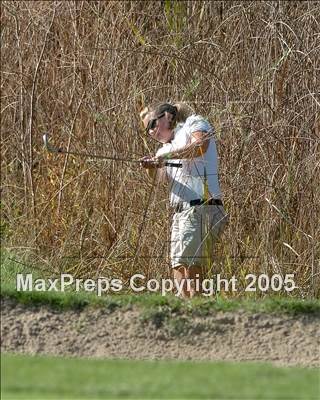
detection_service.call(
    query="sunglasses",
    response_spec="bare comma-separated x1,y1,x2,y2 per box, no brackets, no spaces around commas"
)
145,113,165,135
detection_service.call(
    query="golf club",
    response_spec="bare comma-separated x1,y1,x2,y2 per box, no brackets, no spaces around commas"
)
43,133,182,168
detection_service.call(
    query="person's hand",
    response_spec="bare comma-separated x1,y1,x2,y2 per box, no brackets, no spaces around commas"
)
139,156,163,169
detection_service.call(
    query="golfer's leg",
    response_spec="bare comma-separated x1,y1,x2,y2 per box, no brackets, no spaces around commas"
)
173,265,190,298
171,208,203,298
173,265,204,298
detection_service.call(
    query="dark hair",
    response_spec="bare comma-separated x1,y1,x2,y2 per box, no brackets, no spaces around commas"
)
139,102,194,128
153,102,194,128
154,103,177,119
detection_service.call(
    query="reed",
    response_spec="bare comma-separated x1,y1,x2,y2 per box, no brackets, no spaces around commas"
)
1,1,319,297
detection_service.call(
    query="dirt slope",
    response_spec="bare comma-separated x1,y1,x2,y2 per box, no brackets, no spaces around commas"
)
1,297,319,367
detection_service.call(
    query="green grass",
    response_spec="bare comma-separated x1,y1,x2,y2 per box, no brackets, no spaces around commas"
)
1,354,319,400
1,251,320,316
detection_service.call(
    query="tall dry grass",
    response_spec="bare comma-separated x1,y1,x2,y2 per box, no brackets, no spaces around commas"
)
1,1,319,297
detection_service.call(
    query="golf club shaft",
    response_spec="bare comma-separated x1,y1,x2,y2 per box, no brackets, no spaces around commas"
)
53,148,139,163
43,134,181,167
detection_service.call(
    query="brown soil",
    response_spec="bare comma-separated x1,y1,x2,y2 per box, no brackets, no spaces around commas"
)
1,297,319,367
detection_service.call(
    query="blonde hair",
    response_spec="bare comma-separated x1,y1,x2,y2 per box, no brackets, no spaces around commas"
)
139,106,150,121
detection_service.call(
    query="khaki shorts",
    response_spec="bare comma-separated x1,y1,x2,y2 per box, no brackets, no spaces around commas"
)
170,205,227,268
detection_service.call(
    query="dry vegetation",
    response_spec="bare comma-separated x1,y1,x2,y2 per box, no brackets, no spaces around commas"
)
1,1,319,297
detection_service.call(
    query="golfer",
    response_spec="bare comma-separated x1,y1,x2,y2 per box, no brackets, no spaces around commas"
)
140,102,227,298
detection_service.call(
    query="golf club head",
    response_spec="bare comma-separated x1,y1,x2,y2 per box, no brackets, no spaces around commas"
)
43,133,60,153
43,133,49,149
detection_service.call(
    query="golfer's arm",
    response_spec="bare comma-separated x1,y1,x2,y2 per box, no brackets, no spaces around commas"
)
166,131,210,160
